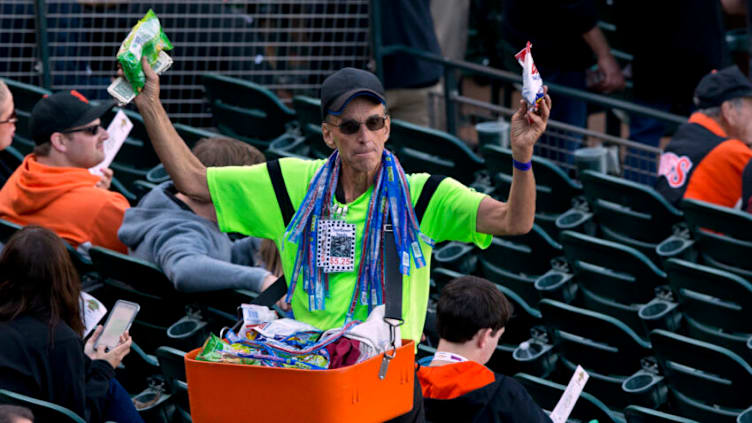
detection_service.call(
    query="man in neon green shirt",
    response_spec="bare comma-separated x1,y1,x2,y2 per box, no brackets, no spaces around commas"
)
131,59,551,344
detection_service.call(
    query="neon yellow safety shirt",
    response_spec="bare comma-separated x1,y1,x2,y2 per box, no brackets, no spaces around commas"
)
207,158,492,342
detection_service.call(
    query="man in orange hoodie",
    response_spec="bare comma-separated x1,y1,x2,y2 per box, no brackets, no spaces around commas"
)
417,275,551,423
0,91,129,253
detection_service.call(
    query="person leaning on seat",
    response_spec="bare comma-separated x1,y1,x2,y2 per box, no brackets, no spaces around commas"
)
127,57,550,422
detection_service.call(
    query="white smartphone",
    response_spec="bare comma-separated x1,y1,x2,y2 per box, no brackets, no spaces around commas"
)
94,300,140,351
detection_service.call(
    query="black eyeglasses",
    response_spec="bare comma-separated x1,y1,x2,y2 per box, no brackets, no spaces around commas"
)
61,124,101,136
0,110,16,125
326,115,388,135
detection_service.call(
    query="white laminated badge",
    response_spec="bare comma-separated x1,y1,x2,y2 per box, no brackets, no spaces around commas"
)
549,365,590,423
323,220,356,273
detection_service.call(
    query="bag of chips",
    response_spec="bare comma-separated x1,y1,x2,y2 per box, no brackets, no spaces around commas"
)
117,9,173,93
514,41,545,112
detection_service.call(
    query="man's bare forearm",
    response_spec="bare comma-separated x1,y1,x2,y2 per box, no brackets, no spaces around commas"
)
136,98,210,202
504,166,536,234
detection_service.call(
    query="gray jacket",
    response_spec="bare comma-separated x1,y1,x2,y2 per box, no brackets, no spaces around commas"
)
118,182,270,293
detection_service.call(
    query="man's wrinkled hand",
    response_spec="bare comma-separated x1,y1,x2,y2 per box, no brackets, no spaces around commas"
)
509,86,551,163
95,168,113,190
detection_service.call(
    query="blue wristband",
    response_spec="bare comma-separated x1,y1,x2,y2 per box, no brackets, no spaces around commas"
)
512,159,532,171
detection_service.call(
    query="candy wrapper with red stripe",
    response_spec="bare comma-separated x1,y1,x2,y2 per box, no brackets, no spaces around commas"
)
515,41,545,112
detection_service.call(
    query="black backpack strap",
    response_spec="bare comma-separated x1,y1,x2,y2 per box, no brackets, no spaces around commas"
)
267,159,295,227
414,175,446,224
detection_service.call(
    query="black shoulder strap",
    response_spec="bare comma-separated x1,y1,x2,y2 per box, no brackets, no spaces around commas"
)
267,159,295,227
414,175,446,223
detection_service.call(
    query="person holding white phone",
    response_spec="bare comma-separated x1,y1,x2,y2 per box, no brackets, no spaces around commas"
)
0,226,143,423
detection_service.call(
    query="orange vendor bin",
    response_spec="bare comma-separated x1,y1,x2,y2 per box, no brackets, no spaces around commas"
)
184,340,415,423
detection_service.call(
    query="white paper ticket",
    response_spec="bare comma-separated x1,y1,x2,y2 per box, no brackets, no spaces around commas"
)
550,365,590,423
107,50,173,106
90,109,133,176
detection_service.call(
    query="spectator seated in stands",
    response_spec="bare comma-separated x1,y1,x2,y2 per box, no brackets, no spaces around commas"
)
0,226,142,423
656,66,752,211
0,80,16,186
0,91,128,252
417,275,552,423
118,137,279,293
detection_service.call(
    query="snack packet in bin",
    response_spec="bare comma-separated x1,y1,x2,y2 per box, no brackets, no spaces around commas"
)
515,41,545,112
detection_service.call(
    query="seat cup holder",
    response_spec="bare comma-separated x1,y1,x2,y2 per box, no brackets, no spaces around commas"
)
512,340,557,378
621,370,667,408
555,208,595,235
167,315,209,350
655,235,696,264
433,242,477,274
747,335,752,352
535,270,577,303
638,299,681,333
738,406,752,423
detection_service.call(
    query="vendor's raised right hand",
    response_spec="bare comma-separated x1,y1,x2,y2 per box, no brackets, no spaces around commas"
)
132,56,160,108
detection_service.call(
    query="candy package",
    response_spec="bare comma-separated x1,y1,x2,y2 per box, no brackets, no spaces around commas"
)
514,41,545,112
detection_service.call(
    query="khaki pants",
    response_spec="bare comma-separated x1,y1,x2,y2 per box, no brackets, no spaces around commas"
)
385,83,440,128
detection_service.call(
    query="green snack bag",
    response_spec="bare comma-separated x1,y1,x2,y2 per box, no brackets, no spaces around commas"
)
117,9,173,93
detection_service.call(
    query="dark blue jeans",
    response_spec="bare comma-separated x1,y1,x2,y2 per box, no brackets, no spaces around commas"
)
104,378,144,423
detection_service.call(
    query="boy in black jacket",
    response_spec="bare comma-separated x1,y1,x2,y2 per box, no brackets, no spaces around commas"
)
417,275,552,423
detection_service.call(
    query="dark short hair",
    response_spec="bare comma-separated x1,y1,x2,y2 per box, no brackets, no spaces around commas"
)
437,275,514,343
191,137,265,167
0,404,34,422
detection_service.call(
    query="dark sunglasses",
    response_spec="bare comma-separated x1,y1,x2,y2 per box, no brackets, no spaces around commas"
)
327,115,388,135
61,124,101,136
0,110,17,125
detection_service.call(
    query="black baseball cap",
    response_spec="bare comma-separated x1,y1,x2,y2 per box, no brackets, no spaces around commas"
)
694,66,752,109
320,67,386,120
30,90,113,145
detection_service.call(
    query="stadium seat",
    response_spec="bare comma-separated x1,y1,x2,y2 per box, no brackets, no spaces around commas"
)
0,145,24,174
265,133,310,160
88,246,186,352
389,119,484,185
481,145,582,235
202,73,296,145
559,230,668,335
102,108,161,170
0,218,22,243
292,95,329,159
12,109,35,151
664,258,752,363
624,405,700,423
681,198,752,279
513,373,623,423
0,389,87,423
479,224,563,308
1,77,51,112
578,170,683,263
649,329,752,422
155,346,191,422
173,123,219,149
539,299,653,409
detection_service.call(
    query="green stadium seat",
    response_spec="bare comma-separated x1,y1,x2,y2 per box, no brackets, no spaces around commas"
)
389,119,484,185
579,170,683,263
0,389,87,423
482,145,582,235
155,346,191,422
560,230,668,335
0,145,24,174
539,299,653,409
292,95,329,159
681,198,752,279
513,373,624,423
265,133,310,160
624,405,700,423
479,224,563,308
12,109,34,149
173,123,219,149
202,73,295,145
650,329,752,422
0,218,22,244
1,77,51,112
664,258,752,363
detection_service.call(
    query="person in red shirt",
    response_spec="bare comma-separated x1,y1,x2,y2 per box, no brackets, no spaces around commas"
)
0,91,129,252
656,66,752,212
417,276,551,423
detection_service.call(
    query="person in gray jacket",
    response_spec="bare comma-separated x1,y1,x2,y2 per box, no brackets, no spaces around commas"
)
118,137,278,293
